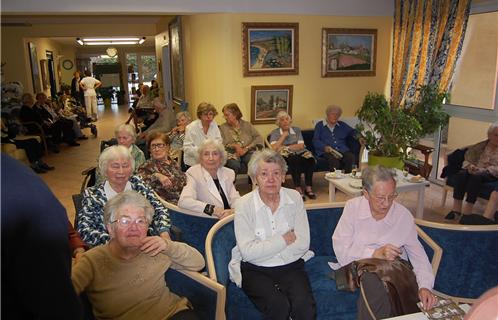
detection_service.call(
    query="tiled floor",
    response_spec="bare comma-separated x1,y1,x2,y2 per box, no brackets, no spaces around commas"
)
38,103,480,224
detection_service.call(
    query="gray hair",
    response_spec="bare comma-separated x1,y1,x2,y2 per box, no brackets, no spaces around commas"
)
98,145,135,180
361,165,397,192
176,111,192,123
275,110,291,126
325,105,343,116
103,190,154,225
247,148,288,180
488,121,498,135
196,139,227,166
114,124,137,142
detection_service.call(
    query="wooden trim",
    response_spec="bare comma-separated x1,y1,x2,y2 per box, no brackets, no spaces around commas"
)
415,225,442,276
205,215,235,282
305,202,346,210
176,269,226,320
415,218,498,231
158,196,218,219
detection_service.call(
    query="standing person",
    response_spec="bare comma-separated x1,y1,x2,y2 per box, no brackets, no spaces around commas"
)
332,166,437,319
1,154,83,320
183,102,222,168
312,105,357,173
79,70,102,121
229,149,316,320
70,70,84,107
270,111,316,200
220,103,264,175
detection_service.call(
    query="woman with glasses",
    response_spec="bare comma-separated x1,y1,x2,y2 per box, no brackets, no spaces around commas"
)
229,149,316,319
72,190,204,320
333,165,437,318
77,145,170,247
220,103,264,175
183,102,222,168
138,132,186,204
178,139,240,219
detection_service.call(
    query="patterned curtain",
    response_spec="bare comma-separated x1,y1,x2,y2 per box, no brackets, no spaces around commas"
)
391,0,471,107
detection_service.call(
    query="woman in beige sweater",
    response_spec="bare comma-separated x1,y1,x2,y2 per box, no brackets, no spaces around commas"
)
72,190,205,320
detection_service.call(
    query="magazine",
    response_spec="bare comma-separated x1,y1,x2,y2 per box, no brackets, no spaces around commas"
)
417,297,466,320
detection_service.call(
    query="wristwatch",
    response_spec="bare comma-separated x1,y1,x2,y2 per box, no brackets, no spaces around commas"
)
204,204,214,216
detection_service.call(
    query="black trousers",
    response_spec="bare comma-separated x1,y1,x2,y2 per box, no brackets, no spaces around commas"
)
323,151,355,173
357,273,391,320
169,308,199,320
241,259,316,320
285,154,315,187
452,170,497,203
13,139,43,163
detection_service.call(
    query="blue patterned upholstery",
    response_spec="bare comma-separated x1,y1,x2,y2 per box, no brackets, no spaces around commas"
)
209,206,359,319
416,221,498,299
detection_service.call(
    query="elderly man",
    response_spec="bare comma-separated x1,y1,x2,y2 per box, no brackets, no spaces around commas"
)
312,105,356,173
332,166,437,319
72,190,205,320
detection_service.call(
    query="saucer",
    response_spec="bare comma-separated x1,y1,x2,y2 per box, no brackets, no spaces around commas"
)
326,172,345,179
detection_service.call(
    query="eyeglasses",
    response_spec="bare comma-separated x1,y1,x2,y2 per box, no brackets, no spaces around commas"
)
110,216,149,228
150,143,167,150
369,192,398,203
202,111,215,117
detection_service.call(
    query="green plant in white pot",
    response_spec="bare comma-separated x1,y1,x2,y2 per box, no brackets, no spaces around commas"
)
356,84,449,169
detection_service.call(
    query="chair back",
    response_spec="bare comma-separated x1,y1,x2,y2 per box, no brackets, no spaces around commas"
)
416,219,498,301
306,204,345,256
205,215,236,286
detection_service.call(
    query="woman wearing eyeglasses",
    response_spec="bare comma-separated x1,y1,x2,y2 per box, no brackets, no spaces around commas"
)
77,145,170,248
182,102,223,168
72,191,204,320
138,132,186,205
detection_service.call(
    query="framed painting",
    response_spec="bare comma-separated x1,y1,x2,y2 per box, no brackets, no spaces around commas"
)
28,42,42,93
242,22,299,77
321,28,377,77
169,16,185,105
251,85,293,124
40,59,50,90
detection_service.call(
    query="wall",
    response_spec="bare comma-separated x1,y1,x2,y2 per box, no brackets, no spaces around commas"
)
182,13,393,137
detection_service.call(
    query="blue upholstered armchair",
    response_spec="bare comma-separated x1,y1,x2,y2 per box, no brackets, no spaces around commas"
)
416,219,498,303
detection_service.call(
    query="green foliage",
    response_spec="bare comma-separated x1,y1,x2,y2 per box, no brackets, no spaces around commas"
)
98,87,115,99
60,82,71,92
356,84,449,159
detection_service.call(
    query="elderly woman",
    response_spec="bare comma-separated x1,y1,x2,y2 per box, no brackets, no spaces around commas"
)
220,103,264,174
229,149,316,319
77,145,170,247
183,102,222,168
95,123,146,184
178,139,240,219
270,111,316,200
138,132,186,204
446,121,498,222
168,111,192,162
73,190,204,320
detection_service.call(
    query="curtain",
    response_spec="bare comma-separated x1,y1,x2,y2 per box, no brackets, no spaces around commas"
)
391,0,471,107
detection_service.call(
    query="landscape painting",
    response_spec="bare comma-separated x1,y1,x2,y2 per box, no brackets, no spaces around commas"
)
251,85,293,124
321,28,377,77
243,23,299,77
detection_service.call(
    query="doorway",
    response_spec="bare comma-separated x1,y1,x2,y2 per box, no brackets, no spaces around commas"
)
45,51,57,97
161,45,173,108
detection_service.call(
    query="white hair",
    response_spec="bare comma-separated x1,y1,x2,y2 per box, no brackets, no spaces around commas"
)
98,145,135,180
196,139,227,167
103,190,154,225
361,165,397,192
488,121,498,135
325,105,343,116
275,111,291,126
247,148,287,180
115,124,137,142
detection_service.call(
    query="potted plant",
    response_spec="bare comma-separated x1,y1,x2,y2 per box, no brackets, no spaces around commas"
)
60,82,71,95
98,87,115,108
356,84,449,169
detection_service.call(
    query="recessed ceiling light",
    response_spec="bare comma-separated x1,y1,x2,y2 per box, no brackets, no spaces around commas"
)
83,37,140,42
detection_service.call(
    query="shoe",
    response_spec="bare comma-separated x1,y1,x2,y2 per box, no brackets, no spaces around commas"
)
444,210,461,220
78,135,89,140
38,161,55,170
31,164,47,174
68,141,80,146
305,190,317,200
90,125,98,137
459,214,496,225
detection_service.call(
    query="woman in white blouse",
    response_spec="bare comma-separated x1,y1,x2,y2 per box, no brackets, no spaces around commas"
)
182,102,222,167
229,149,316,319
178,139,240,219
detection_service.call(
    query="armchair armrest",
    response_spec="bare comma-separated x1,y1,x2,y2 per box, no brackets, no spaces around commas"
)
19,121,48,154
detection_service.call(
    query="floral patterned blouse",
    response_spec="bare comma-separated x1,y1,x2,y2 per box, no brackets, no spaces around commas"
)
138,157,187,204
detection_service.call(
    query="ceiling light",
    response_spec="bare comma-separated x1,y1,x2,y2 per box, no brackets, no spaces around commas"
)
85,41,138,45
76,38,84,45
138,37,146,44
83,37,140,42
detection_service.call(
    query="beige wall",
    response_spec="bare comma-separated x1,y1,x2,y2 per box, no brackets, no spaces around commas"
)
447,118,491,150
182,13,393,137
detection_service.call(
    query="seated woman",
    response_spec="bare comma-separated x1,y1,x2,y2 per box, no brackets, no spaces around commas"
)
269,111,316,200
138,132,187,205
77,145,170,247
220,103,264,174
72,190,204,320
95,124,146,184
446,121,498,222
183,102,222,168
168,111,192,163
178,139,240,219
135,85,156,128
229,149,316,319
